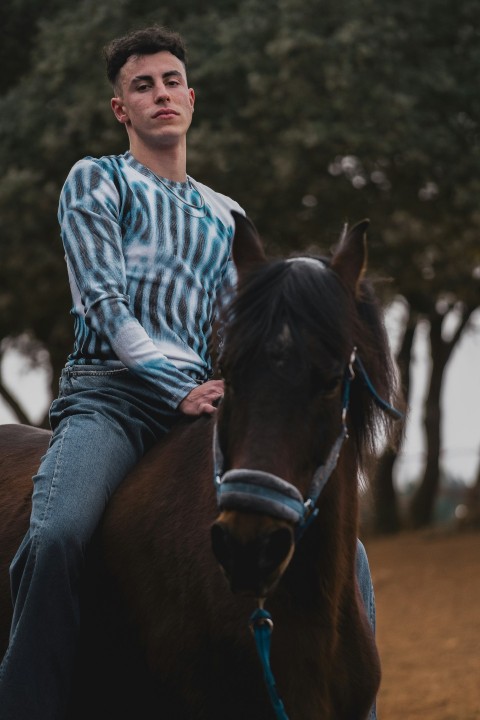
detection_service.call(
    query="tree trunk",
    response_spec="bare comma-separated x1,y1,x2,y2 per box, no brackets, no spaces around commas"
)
461,452,480,528
0,377,32,424
372,446,401,533
409,317,445,528
0,338,56,429
409,305,476,529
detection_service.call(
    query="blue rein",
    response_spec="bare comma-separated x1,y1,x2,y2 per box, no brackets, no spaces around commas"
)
212,347,402,720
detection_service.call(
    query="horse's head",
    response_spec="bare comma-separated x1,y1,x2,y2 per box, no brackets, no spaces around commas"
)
211,213,401,598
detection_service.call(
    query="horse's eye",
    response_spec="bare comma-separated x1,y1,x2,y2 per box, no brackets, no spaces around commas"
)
320,375,343,396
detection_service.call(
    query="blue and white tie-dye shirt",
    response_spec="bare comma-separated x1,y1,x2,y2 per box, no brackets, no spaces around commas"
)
58,151,244,409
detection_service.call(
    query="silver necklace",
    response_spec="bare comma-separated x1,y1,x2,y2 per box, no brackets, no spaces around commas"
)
154,173,206,214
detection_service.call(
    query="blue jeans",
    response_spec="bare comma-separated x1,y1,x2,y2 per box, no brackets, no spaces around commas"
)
357,539,378,720
0,365,179,720
0,365,378,720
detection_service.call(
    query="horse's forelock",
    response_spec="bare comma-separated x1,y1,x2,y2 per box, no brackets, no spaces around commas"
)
221,259,351,370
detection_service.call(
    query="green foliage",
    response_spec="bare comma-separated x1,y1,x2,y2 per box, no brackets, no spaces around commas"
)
0,0,479,390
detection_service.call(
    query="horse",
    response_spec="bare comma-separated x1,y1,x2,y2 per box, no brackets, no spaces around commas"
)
0,214,402,719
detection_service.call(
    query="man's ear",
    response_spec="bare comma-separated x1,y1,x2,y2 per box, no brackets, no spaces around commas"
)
111,97,129,124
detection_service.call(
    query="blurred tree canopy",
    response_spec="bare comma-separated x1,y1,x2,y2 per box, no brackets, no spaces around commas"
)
1,0,479,528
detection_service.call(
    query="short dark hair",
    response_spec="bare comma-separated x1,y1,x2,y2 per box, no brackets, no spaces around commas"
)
103,25,188,89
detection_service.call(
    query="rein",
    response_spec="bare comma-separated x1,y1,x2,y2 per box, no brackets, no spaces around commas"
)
212,347,402,720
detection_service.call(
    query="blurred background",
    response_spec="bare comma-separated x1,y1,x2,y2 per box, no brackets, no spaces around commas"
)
1,0,479,533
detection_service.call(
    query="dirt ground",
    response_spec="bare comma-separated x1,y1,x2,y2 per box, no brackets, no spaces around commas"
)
364,529,480,720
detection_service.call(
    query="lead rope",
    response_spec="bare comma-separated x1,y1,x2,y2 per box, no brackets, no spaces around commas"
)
250,605,290,720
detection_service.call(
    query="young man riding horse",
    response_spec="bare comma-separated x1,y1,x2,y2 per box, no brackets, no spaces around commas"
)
0,25,377,720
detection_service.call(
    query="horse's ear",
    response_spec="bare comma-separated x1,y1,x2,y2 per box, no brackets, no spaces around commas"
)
231,211,267,278
330,219,369,295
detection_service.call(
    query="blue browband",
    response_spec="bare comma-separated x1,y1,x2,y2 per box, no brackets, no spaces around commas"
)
213,347,402,536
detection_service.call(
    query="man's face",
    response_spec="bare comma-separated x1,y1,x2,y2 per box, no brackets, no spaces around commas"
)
111,51,195,149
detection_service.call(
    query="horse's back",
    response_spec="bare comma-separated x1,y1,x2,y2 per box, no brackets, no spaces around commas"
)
0,422,50,507
0,422,50,467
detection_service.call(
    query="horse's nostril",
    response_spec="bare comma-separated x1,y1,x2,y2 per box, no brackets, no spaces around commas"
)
211,520,294,596
210,522,232,573
260,527,293,576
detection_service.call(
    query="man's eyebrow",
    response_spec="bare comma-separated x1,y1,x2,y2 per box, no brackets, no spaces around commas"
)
130,70,184,84
162,70,184,80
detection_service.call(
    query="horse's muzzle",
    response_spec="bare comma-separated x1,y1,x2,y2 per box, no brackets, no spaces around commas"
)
210,515,294,597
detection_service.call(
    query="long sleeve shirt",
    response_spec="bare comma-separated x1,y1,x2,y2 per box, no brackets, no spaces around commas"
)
58,151,244,409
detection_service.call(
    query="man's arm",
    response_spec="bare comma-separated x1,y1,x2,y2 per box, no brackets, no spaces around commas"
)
59,158,200,409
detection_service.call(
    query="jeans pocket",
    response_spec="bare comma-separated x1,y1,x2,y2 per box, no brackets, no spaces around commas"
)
59,366,129,396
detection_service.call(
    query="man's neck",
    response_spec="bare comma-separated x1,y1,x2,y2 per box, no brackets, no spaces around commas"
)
129,140,188,182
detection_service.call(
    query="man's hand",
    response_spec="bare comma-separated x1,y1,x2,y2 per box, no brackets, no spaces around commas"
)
178,380,224,416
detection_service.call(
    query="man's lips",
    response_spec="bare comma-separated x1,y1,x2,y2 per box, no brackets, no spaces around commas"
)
152,109,179,119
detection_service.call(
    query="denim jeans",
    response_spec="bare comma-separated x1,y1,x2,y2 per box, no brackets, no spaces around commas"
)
357,539,378,720
0,365,179,720
0,365,378,720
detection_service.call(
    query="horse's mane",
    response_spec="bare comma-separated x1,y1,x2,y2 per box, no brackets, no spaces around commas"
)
219,256,402,465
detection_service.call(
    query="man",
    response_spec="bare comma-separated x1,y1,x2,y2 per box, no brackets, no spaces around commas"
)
0,25,376,719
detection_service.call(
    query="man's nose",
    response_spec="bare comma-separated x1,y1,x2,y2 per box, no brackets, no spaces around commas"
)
154,84,170,102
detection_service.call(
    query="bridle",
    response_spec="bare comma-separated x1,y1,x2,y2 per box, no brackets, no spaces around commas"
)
213,253,403,533
213,346,402,541
211,346,402,720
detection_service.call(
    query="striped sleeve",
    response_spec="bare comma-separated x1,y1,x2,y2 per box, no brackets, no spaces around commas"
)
58,158,198,407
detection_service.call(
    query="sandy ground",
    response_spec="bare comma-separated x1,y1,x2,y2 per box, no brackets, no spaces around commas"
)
364,529,480,720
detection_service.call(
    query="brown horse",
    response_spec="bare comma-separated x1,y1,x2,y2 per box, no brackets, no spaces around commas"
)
0,216,401,719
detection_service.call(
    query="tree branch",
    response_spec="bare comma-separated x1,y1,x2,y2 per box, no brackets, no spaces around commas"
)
0,376,31,425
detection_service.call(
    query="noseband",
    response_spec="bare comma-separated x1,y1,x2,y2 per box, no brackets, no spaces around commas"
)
213,347,402,538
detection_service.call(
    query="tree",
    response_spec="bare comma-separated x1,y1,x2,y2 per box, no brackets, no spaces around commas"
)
185,0,480,530
1,0,479,529
409,303,478,527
